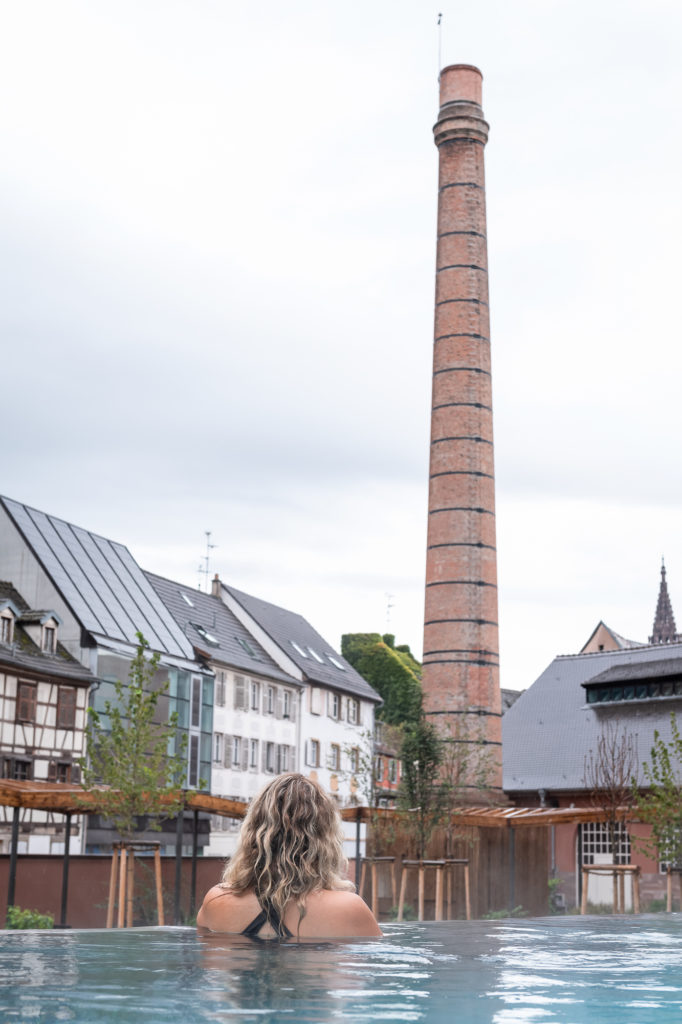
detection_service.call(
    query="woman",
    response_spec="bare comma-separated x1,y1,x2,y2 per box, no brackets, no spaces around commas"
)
197,773,382,939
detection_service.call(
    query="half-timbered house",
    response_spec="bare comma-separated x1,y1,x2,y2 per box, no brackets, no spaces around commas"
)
0,582,93,854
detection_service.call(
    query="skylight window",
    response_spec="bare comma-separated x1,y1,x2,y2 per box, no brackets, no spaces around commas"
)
180,592,195,607
237,636,258,658
291,641,308,658
194,624,219,647
326,654,346,671
307,646,324,663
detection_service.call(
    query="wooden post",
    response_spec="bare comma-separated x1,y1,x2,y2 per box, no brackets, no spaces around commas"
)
371,861,378,920
117,846,127,929
154,846,165,926
464,863,471,922
612,870,618,914
397,864,408,922
359,860,367,902
390,860,397,908
633,867,640,914
618,871,625,914
435,864,443,921
580,868,588,915
446,866,452,920
126,848,135,927
418,863,425,922
667,865,673,912
106,846,119,929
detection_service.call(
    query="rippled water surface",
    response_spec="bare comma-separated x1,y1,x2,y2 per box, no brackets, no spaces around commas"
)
3,915,682,1023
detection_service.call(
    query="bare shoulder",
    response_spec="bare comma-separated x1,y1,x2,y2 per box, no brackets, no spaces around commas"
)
196,885,243,931
305,889,382,937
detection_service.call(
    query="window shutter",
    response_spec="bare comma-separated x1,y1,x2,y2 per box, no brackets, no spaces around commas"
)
289,745,296,771
338,697,345,722
276,689,283,719
47,761,57,782
356,702,362,727
290,693,297,722
234,676,245,710
304,739,310,766
223,734,232,768
262,742,268,772
262,686,268,715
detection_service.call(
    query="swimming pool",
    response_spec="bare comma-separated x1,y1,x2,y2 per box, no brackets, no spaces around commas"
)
2,915,682,1023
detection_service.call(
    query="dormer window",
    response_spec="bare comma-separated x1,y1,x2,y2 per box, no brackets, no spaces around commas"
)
0,599,19,645
43,625,56,653
0,613,13,644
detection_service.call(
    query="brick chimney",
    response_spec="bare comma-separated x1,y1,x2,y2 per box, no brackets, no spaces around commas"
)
422,65,502,794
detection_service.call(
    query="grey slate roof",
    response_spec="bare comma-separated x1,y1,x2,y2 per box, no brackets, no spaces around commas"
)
501,688,522,713
224,584,381,703
145,572,299,686
0,581,93,684
503,642,682,794
1,497,194,660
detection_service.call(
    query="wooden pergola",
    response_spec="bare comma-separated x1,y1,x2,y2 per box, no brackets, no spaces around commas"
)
0,780,635,925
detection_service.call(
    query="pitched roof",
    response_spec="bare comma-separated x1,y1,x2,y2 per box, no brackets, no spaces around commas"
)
0,581,93,684
223,583,381,703
145,572,299,686
502,642,682,794
580,620,644,653
0,496,193,660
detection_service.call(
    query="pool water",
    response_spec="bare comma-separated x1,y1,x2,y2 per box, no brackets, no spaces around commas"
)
2,915,682,1023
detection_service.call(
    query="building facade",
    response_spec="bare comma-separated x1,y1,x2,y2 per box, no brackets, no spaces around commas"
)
0,582,92,853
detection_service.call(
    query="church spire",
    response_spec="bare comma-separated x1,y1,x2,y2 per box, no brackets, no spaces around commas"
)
649,559,680,645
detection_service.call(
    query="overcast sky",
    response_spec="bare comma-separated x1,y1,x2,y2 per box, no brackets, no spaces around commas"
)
3,1,682,692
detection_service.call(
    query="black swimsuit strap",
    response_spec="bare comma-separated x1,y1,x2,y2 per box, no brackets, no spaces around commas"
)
242,902,293,939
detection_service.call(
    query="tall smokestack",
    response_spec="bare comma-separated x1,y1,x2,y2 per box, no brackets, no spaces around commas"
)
422,65,502,794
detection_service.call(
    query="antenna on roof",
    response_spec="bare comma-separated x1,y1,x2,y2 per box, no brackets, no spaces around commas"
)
197,531,218,591
437,12,443,76
385,592,395,629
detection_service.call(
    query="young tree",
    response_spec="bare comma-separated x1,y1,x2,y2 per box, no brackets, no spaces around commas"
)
439,710,498,856
633,712,682,870
583,721,638,864
342,725,401,854
397,716,445,859
79,632,189,840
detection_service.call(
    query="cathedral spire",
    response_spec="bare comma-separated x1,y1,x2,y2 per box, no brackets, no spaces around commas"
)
649,559,680,645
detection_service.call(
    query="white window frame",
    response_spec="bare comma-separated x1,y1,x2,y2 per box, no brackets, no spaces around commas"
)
215,672,226,707
0,613,13,644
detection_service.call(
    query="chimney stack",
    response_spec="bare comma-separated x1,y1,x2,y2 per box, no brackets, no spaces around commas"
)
422,65,502,794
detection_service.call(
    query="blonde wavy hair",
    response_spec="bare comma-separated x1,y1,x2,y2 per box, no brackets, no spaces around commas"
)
220,773,353,924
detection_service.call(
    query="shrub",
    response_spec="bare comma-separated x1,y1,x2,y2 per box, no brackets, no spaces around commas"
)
6,906,54,929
